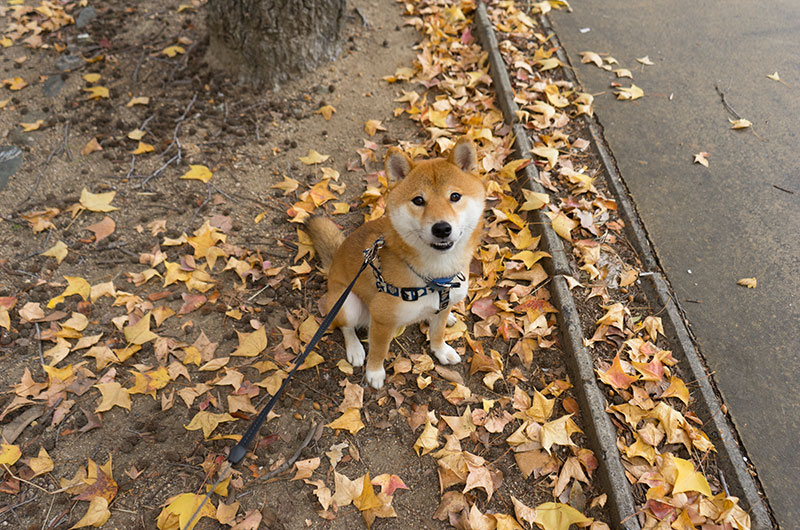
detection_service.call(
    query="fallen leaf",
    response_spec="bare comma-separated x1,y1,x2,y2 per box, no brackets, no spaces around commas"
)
94,383,131,412
231,327,267,357
291,457,320,481
364,119,386,136
737,277,757,288
615,84,644,101
326,408,364,435
540,415,581,453
299,149,330,165
671,456,712,497
729,118,752,129
156,493,216,530
126,96,150,107
86,216,115,242
70,497,110,528
180,165,213,183
316,104,336,120
162,45,185,57
579,51,603,68
80,189,118,212
693,152,710,168
636,55,654,65
124,312,158,345
132,141,155,155
81,137,103,155
353,473,382,511
550,211,578,242
0,444,21,465
42,240,69,263
26,446,54,477
184,411,236,439
533,502,592,530
20,119,44,132
48,276,91,309
413,419,439,456
83,86,109,100
83,73,101,83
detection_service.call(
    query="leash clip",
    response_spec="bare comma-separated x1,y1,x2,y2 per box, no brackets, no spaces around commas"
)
363,236,384,265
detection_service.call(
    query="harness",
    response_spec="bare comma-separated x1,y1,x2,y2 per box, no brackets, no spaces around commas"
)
367,237,465,312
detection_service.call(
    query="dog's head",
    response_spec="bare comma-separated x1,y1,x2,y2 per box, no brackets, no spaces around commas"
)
384,138,486,254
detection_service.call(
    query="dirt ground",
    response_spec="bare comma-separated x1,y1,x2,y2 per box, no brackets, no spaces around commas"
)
0,1,610,529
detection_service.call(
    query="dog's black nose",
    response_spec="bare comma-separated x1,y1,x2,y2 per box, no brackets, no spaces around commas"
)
431,222,452,239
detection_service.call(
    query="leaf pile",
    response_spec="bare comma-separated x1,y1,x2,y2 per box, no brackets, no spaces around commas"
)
484,0,751,527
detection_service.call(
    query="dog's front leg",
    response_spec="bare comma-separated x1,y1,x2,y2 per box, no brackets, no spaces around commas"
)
365,317,396,389
429,309,461,365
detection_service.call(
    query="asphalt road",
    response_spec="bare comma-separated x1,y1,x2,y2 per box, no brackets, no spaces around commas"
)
549,1,800,526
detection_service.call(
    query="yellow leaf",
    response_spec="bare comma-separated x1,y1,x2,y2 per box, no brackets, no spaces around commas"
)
3,76,28,90
550,211,578,242
162,45,185,57
42,240,69,264
94,382,132,412
184,411,236,439
0,444,22,465
299,149,330,165
520,188,550,211
413,419,440,456
326,408,364,435
124,312,158,345
127,129,145,140
364,119,385,136
671,456,713,497
614,68,632,79
83,86,109,100
48,276,91,309
353,473,382,511
533,502,592,530
70,497,110,528
180,165,213,183
83,73,101,83
661,376,690,406
729,118,752,129
231,326,267,357
737,277,757,288
81,137,103,155
28,447,54,477
126,96,150,107
20,119,44,132
615,84,644,101
132,141,155,155
540,414,581,453
156,493,216,530
693,151,710,167
271,175,300,194
579,51,603,68
80,188,118,212
316,105,336,120
331,202,350,215
531,145,559,169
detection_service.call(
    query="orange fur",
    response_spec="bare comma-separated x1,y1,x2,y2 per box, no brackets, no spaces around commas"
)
307,138,486,388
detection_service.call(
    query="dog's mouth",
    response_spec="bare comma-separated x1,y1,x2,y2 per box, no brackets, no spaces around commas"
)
430,241,454,251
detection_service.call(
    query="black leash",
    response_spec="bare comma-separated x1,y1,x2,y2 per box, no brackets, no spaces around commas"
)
181,236,384,530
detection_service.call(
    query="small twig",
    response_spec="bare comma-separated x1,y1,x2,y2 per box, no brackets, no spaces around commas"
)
354,7,370,27
34,323,45,372
772,184,795,194
208,183,244,206
262,421,318,481
2,465,68,494
132,48,147,85
62,122,73,161
714,84,742,120
41,494,55,530
719,469,730,497
17,143,63,210
125,155,137,179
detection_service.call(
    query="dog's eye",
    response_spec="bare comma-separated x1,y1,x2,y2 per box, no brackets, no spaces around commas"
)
450,192,462,202
412,196,425,206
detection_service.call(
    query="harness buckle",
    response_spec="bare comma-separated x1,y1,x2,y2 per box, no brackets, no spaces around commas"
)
362,236,384,265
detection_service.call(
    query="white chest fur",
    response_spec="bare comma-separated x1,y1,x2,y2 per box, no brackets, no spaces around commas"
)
394,273,469,326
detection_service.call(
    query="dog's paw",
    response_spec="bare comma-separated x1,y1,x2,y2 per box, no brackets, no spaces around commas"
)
446,313,458,327
433,343,461,365
365,367,386,389
346,341,366,367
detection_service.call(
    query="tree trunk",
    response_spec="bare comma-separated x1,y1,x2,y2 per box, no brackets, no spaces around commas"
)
206,0,347,89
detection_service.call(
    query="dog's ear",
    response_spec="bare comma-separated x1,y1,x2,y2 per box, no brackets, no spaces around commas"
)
449,137,477,172
385,147,413,181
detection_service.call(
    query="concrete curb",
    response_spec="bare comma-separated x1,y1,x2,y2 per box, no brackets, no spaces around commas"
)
475,3,640,528
474,2,774,528
551,275,641,529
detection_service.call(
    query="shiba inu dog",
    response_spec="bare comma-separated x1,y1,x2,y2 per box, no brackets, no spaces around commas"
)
305,138,486,389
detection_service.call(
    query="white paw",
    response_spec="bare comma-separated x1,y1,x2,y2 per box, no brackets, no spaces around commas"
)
346,341,366,367
433,343,461,365
365,367,386,389
446,313,458,327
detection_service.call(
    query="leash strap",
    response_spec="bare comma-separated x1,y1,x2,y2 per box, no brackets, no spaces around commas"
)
182,236,384,530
